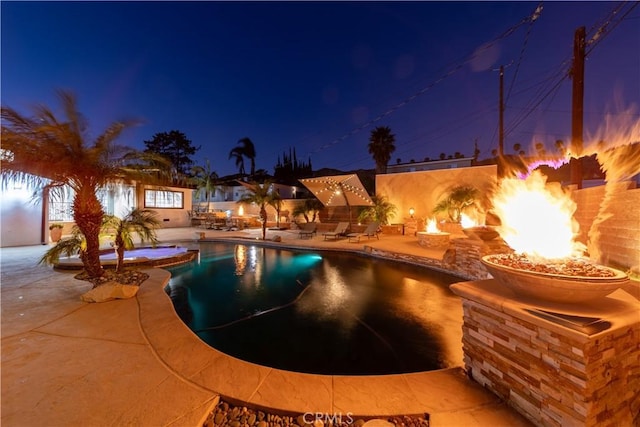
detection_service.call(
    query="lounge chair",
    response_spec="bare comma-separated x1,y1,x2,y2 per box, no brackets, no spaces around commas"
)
347,222,380,242
298,222,317,239
322,222,350,240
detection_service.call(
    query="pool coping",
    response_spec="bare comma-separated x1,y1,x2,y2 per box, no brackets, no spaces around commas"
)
138,244,505,417
54,247,200,270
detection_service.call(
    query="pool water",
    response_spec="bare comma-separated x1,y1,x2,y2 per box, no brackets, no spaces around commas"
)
166,242,464,375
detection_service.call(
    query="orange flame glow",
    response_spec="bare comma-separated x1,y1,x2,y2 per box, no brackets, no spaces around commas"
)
492,170,586,260
426,218,440,233
460,213,478,229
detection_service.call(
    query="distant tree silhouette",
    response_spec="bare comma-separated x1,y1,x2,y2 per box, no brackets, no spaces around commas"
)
273,147,312,183
144,130,200,177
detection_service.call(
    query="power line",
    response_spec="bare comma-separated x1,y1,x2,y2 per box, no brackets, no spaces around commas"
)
305,3,545,158
497,1,638,151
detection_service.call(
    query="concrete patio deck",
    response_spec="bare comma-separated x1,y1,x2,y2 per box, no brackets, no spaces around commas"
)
1,226,533,426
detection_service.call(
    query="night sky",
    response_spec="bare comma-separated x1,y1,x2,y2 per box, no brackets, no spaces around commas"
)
2,1,639,177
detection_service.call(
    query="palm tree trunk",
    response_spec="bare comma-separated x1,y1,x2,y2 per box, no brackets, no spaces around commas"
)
115,232,126,273
73,188,105,278
260,206,267,240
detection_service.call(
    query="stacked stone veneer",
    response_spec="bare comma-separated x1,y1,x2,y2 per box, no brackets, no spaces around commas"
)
417,232,450,248
453,281,640,427
443,237,512,280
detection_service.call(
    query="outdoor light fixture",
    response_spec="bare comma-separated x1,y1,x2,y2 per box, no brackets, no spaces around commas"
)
409,207,415,218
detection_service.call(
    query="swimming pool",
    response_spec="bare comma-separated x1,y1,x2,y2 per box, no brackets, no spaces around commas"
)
166,242,464,375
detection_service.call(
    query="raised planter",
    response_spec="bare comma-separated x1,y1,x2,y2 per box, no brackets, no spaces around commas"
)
381,224,403,235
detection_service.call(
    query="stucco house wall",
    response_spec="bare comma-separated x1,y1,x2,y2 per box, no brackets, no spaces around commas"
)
0,182,194,247
376,165,498,226
0,184,43,247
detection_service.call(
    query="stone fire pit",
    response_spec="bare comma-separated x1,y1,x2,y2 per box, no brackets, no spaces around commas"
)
417,231,450,248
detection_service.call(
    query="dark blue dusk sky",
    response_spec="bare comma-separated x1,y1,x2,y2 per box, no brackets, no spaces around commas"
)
2,1,639,177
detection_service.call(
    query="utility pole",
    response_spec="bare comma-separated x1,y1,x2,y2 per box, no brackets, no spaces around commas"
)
499,65,505,160
570,26,585,189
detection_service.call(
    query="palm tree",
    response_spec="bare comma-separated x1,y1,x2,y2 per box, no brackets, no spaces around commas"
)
191,159,218,210
357,194,397,225
237,137,257,176
237,181,273,240
368,126,396,174
1,90,170,278
102,208,160,273
292,198,324,223
267,189,284,229
432,185,480,223
39,208,160,277
229,137,256,177
228,146,246,176
39,225,86,268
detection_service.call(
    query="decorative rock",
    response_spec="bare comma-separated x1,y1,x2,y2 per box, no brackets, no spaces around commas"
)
214,412,225,425
362,420,393,427
272,235,282,242
80,282,139,302
203,399,430,427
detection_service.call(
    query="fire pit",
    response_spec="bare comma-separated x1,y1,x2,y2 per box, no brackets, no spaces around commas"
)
482,254,629,304
417,231,450,247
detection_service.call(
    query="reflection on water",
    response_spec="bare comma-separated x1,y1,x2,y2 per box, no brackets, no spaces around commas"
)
166,242,463,375
234,245,246,276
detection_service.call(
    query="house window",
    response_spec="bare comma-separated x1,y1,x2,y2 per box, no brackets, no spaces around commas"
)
144,190,183,209
49,186,74,222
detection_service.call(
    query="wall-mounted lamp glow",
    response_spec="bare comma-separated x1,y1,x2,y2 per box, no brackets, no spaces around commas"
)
409,207,415,218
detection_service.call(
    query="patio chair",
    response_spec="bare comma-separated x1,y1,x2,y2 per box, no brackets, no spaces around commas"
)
347,222,380,242
298,222,317,239
322,222,350,240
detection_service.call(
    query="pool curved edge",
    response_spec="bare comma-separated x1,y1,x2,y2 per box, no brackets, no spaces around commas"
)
137,268,500,416
54,247,199,270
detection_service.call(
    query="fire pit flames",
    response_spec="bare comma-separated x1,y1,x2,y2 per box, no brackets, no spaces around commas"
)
417,218,450,247
484,170,629,304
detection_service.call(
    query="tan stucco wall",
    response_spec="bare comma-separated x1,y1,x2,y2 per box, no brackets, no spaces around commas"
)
376,165,498,226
